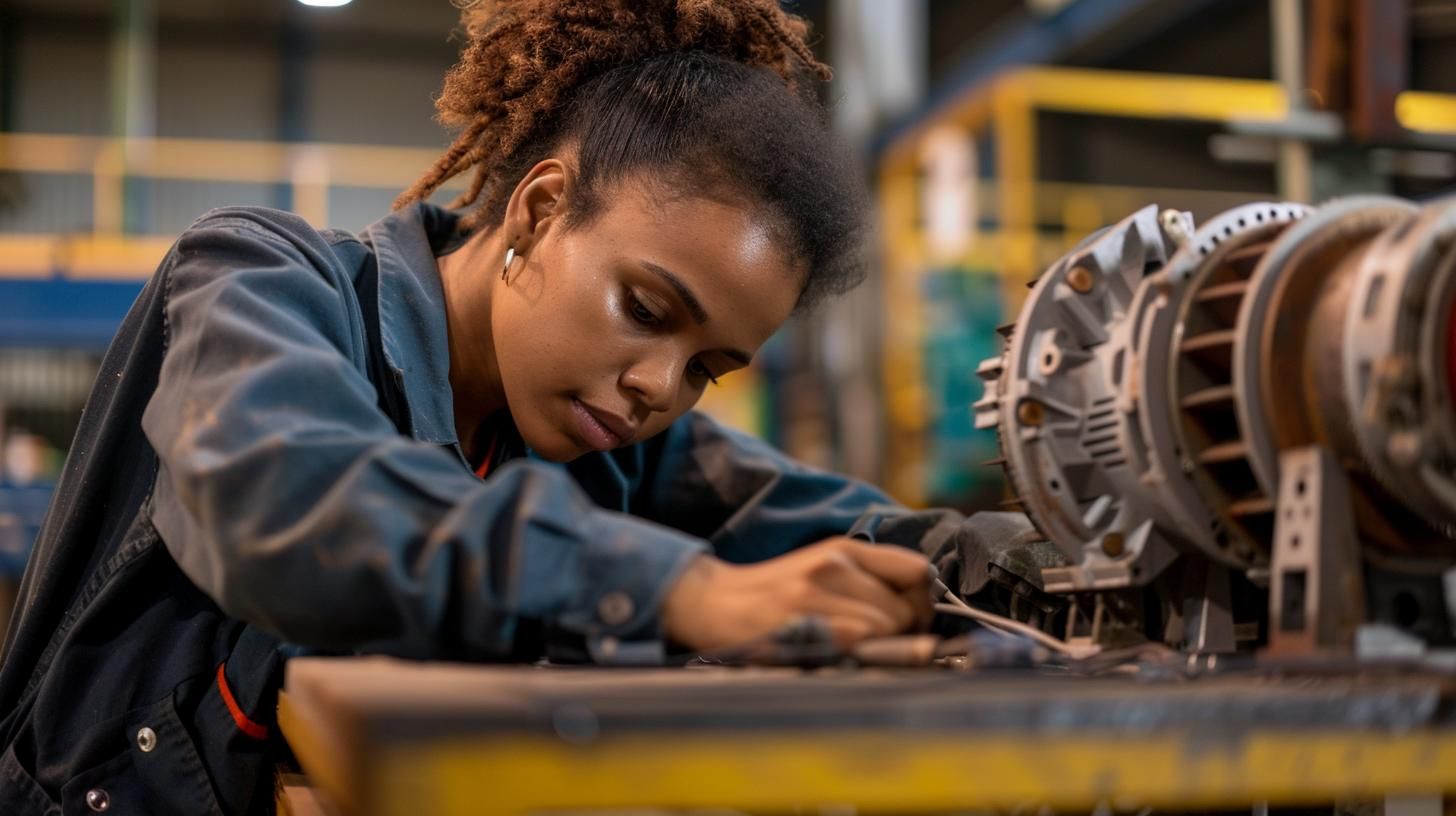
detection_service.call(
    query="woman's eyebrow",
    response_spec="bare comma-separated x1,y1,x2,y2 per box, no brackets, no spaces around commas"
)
640,261,710,325
639,260,753,366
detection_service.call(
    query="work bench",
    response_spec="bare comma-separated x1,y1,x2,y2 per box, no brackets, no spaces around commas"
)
277,656,1456,815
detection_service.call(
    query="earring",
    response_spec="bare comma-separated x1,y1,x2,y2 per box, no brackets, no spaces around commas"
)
501,246,516,282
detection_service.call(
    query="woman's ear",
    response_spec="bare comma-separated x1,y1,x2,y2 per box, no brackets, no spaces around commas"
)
501,158,569,257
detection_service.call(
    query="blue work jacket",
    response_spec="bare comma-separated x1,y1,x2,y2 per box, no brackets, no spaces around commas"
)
0,202,1032,814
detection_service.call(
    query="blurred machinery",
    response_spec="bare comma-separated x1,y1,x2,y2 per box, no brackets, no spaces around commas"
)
975,195,1456,655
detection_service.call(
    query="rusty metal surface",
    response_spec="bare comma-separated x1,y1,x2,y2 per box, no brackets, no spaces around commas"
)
1351,0,1410,142
283,656,1456,743
279,658,1456,815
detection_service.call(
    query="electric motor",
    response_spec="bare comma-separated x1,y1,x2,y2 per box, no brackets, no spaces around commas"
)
975,196,1456,651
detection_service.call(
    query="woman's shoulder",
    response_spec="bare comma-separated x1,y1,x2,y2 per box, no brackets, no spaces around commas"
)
179,205,363,255
167,205,370,288
184,202,364,240
159,206,380,364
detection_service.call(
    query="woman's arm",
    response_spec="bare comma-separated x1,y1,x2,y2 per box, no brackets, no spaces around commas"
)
631,410,1045,600
632,411,901,561
142,210,707,659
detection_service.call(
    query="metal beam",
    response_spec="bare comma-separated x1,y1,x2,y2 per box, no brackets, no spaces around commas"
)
874,0,1230,156
108,0,154,234
1351,0,1410,142
1272,0,1312,202
14,8,453,66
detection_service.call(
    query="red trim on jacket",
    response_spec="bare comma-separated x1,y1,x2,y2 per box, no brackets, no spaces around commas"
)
474,428,501,480
215,663,269,740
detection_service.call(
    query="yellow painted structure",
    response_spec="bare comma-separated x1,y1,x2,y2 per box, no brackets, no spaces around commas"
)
277,660,1456,816
380,733,1455,814
0,133,464,280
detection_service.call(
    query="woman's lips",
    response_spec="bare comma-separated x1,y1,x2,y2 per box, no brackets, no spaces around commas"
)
570,398,625,451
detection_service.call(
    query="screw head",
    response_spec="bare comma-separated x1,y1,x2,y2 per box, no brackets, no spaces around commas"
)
1016,400,1045,427
1066,265,1095,294
1101,533,1126,557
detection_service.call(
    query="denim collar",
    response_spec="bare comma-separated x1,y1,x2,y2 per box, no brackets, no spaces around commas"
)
357,202,469,447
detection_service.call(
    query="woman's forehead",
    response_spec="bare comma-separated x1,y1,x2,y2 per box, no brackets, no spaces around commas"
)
586,185,801,341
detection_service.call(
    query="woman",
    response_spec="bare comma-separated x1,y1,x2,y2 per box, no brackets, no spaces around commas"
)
0,1,1035,813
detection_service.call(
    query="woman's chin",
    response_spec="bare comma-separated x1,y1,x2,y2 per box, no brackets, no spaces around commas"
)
518,424,589,463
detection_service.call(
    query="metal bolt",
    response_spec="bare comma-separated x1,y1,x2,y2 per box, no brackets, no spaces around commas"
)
1101,533,1126,557
1039,346,1062,376
1066,265,1095,294
1016,400,1045,427
1160,208,1193,248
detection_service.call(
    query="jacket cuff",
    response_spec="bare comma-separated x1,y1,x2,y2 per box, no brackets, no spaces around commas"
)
556,513,708,648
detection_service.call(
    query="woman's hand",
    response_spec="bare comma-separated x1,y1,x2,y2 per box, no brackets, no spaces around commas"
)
660,537,934,652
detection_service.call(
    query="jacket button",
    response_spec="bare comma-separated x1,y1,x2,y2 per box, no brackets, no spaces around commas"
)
85,788,110,811
597,592,634,626
136,726,157,753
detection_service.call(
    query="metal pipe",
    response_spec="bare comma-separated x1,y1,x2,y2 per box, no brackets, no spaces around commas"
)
1272,0,1312,202
108,0,156,234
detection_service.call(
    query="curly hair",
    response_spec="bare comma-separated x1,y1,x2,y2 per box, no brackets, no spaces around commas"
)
396,0,869,310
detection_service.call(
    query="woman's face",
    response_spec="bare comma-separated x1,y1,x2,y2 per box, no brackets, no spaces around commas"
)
490,176,802,461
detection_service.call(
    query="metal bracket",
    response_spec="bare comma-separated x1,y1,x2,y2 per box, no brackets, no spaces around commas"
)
1266,446,1366,654
1180,560,1236,654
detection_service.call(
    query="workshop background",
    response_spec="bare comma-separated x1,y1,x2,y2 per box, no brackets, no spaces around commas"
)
1,0,1454,643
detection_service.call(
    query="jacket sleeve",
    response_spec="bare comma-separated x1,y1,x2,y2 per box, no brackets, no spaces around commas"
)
142,211,706,659
631,410,1046,599
629,410,902,563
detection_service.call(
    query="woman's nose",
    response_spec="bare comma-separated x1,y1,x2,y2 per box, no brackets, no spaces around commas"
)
620,357,678,413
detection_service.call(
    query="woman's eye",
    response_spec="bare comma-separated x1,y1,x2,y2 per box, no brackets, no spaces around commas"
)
628,293,662,326
688,359,719,386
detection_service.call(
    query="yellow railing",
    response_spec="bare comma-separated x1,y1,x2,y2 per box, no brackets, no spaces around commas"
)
0,133,463,279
